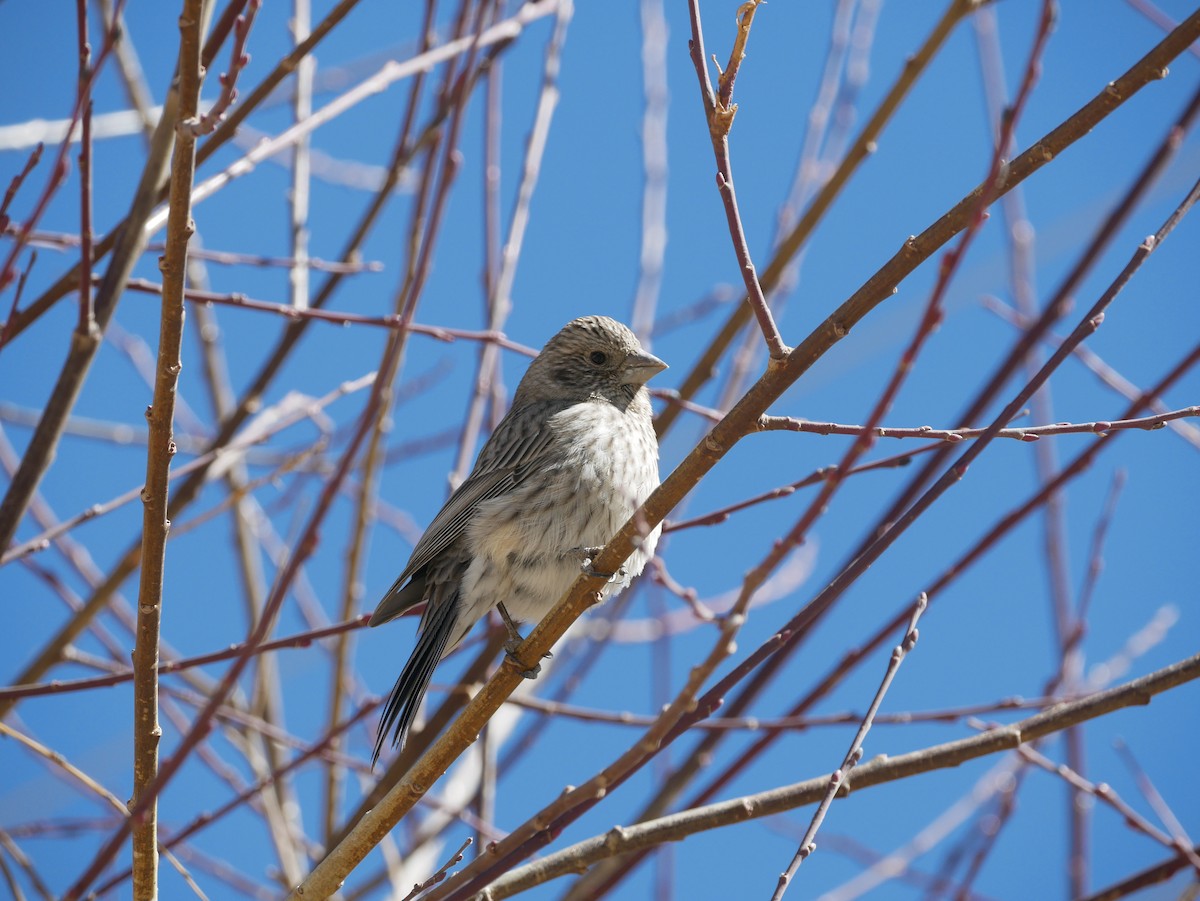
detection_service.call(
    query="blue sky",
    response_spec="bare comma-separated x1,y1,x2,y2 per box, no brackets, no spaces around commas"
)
1,1,1198,899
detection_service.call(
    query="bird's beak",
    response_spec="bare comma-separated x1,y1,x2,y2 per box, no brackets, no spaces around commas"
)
620,350,668,386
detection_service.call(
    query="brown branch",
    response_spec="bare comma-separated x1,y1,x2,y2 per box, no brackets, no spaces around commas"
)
290,14,1200,893
482,651,1200,898
130,1,204,895
0,9,173,562
0,0,132,554
1081,845,1200,901
118,276,537,353
0,0,123,302
1018,740,1200,879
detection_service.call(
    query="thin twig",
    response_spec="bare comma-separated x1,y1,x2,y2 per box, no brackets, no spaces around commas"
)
685,0,788,359
770,596,927,898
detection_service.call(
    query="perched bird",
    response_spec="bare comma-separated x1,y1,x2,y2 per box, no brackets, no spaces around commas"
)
369,315,666,762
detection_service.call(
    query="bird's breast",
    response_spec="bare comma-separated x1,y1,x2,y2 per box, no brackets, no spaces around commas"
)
461,401,661,622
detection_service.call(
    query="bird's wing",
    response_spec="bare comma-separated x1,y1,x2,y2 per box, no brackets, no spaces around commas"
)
371,403,562,624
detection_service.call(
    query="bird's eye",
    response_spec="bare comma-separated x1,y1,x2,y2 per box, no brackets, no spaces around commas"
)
589,351,608,366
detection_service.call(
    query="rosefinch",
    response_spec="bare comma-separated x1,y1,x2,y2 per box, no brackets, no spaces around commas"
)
369,315,666,762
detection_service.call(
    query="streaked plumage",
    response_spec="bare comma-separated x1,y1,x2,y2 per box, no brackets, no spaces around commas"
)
370,315,666,762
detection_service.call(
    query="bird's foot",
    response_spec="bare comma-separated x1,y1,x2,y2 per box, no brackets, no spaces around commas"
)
498,602,548,679
571,546,625,581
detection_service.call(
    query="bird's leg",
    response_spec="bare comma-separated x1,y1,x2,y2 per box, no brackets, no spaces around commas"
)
497,602,544,679
570,546,625,581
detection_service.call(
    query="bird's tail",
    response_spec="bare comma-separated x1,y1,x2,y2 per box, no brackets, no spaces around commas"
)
372,593,458,766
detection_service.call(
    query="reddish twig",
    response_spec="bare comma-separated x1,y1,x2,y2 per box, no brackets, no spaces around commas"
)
76,0,95,336
0,616,368,702
0,143,43,233
184,0,263,136
685,0,788,360
0,2,124,306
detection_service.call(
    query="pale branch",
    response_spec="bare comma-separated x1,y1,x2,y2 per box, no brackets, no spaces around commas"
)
0,372,373,566
450,0,571,487
757,408,1199,442
8,227,385,273
502,688,1059,732
400,838,472,901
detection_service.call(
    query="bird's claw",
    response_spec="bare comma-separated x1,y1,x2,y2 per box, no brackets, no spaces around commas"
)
498,601,549,679
504,640,542,679
572,546,625,581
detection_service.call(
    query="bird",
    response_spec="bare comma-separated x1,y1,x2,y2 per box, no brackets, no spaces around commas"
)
369,315,667,763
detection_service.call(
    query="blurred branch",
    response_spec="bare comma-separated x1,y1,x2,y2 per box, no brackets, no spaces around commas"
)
983,292,1200,450
630,0,669,343
1082,846,1200,901
1015,744,1200,868
450,0,571,488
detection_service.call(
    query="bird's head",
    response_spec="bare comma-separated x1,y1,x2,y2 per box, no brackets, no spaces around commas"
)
515,315,668,408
